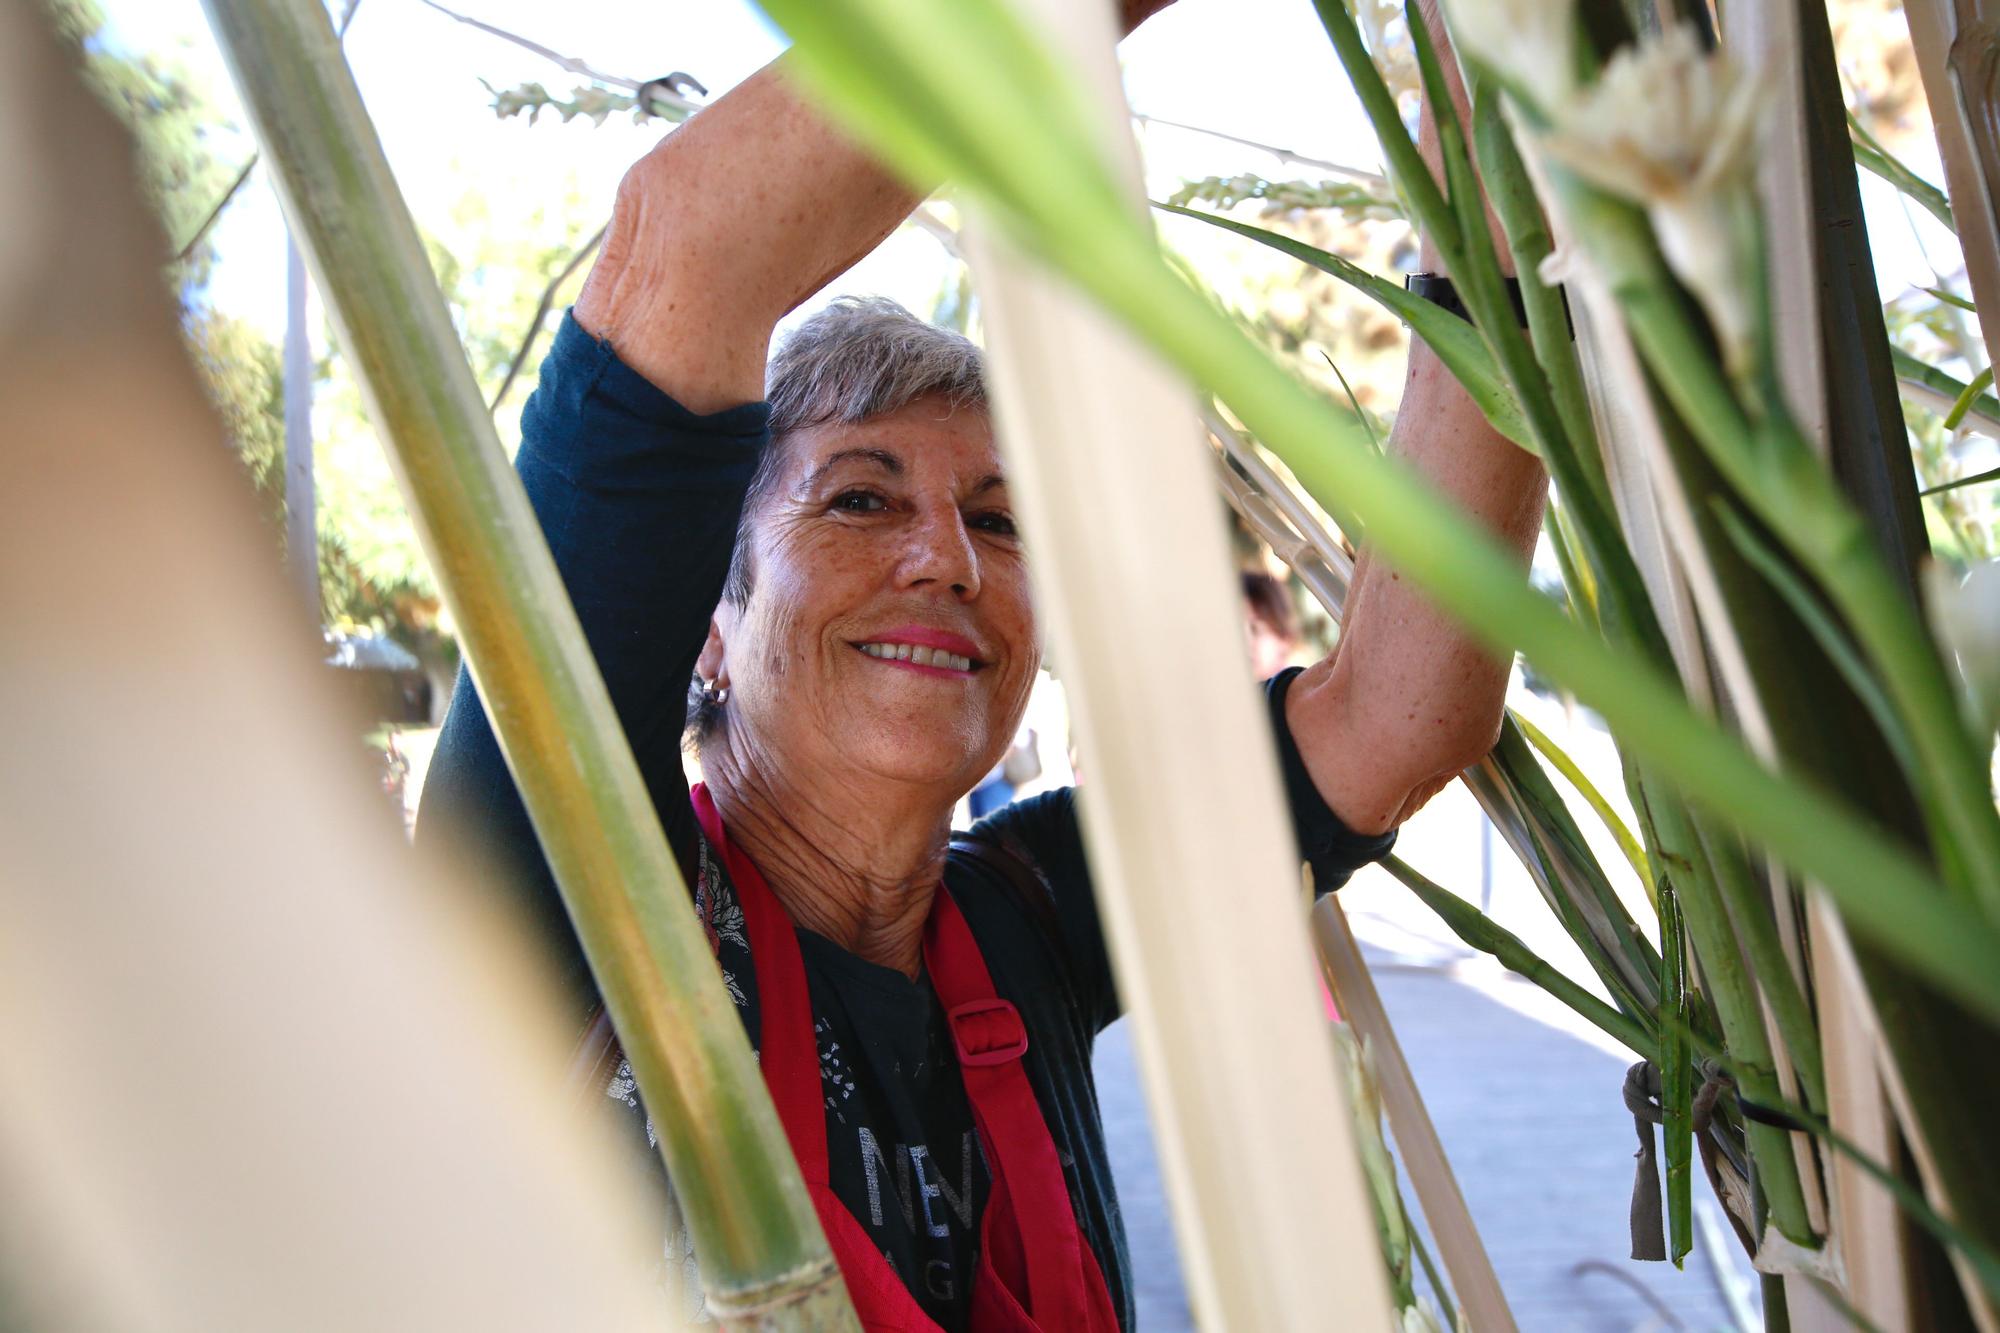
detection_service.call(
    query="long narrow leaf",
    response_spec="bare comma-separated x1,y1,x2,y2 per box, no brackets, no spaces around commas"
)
1894,346,2000,436
1157,202,1530,447
1469,78,1602,497
1947,365,1997,430
1512,711,1654,898
756,0,2000,1028
1383,857,1655,1054
1849,110,1955,232
199,1,850,1319
1660,886,1693,1267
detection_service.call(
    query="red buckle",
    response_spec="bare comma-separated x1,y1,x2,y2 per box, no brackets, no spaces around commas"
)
948,998,1029,1067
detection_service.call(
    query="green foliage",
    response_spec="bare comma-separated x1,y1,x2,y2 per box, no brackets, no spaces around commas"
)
48,0,245,284
64,0,598,661
182,308,285,508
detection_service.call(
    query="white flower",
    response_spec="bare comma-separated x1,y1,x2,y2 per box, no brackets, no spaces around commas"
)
1356,0,1421,106
1440,0,1576,107
1540,24,1766,370
1925,558,2000,732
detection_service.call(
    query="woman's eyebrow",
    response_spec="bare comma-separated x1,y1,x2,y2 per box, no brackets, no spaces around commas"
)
966,473,1006,498
802,446,903,489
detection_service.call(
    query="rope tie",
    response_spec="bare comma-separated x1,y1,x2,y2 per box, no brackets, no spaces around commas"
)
1622,1061,1667,1261
1623,1060,1732,1261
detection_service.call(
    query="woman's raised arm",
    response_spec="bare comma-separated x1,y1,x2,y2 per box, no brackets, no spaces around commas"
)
573,59,923,412
1280,3,1550,835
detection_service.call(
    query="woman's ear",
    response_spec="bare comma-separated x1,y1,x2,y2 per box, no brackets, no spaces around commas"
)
695,617,727,688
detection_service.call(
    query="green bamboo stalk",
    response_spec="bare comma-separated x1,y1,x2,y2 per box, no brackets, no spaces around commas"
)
1686,816,1827,1109
1405,5,1579,487
1154,203,1532,448
1659,884,1693,1266
1468,78,1603,502
1383,857,1656,1055
1634,785,1817,1243
1848,110,1955,232
1550,176,2000,917
1322,0,1671,681
1308,0,1464,278
196,3,851,1324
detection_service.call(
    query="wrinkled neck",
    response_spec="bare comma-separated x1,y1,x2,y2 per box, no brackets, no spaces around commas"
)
703,732,953,979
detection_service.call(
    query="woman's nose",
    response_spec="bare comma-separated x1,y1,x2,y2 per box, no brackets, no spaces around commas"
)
899,507,981,599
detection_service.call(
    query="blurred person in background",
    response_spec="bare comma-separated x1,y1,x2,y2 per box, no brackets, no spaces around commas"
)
1242,569,1306,680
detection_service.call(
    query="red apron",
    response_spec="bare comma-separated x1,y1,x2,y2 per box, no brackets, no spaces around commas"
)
692,785,1119,1333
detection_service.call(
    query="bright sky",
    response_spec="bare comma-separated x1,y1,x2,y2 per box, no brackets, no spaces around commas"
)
99,0,1407,341
98,0,1963,357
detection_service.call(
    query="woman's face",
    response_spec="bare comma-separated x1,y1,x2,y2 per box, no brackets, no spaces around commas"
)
702,396,1040,800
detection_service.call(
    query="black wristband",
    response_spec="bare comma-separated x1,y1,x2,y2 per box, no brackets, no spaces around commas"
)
1404,272,1572,337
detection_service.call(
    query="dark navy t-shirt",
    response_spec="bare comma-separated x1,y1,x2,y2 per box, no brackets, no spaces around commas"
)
417,311,1395,1329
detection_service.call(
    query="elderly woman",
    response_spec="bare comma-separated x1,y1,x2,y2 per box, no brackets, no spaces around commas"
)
420,5,1545,1328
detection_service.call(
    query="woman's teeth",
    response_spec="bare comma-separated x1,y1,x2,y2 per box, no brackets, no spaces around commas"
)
859,642,975,672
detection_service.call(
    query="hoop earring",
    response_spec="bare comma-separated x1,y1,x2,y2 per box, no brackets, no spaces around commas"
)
701,677,730,706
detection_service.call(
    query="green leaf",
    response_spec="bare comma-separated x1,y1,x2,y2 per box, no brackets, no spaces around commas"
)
1384,856,1655,1054
1895,346,2000,433
1156,202,1531,448
1946,365,1996,431
1924,465,2000,498
754,0,2000,1029
1512,710,1654,898
1925,285,1977,314
1849,110,1954,233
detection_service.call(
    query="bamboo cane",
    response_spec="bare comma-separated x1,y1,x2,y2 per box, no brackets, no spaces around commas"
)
1314,893,1520,1333
951,0,1397,1321
2,10,672,1325
1734,1,2000,1324
1904,0,2000,372
193,3,851,1325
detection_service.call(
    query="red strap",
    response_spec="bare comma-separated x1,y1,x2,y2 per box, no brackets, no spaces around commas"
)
925,888,1106,1328
689,785,1116,1333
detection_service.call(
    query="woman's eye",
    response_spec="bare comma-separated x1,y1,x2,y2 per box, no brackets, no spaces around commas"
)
970,511,1019,538
832,490,887,514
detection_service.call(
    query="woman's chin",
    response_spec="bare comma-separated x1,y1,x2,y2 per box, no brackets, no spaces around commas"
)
836,733,991,797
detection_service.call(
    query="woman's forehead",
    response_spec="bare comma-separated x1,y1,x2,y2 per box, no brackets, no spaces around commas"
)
789,401,1003,487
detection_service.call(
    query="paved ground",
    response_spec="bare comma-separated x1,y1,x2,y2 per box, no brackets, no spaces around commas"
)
1090,748,1765,1332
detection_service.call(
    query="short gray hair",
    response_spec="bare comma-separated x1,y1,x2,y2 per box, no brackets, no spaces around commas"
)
723,297,985,608
689,297,987,746
766,295,986,441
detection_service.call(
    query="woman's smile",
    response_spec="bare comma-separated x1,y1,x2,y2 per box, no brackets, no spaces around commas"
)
852,624,986,677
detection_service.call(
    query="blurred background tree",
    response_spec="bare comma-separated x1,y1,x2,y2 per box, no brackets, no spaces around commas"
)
51,0,599,708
